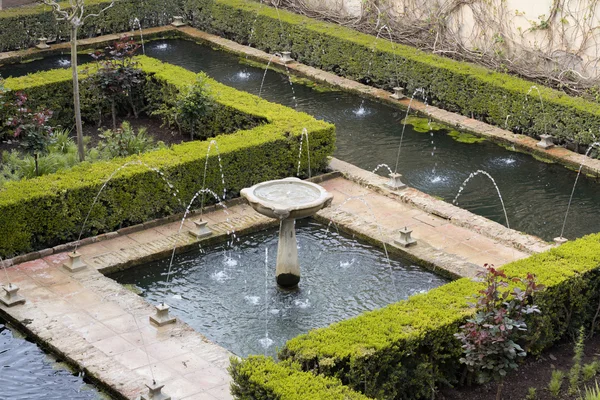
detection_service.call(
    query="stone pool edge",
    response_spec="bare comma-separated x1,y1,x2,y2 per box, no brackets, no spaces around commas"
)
2,25,597,176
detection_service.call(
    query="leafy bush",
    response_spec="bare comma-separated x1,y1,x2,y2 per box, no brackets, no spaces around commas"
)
152,73,215,140
279,234,600,399
0,57,334,256
229,356,371,400
583,362,600,382
454,265,543,399
90,35,144,129
97,121,157,158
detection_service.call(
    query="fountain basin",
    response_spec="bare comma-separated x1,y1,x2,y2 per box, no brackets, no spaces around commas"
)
241,177,333,287
241,177,332,220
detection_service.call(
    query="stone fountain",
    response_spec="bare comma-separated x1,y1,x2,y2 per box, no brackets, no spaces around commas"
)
241,177,333,288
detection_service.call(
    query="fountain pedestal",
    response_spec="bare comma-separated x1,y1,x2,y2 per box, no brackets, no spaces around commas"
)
241,177,333,288
276,218,300,287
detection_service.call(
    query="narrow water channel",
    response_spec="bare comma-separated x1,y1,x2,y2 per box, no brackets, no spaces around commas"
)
0,321,105,399
1,39,599,241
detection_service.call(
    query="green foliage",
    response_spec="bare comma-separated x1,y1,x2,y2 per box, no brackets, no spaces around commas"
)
455,266,543,384
0,57,335,256
571,327,587,394
549,370,565,397
229,356,371,400
525,387,537,400
581,381,600,400
583,362,600,382
3,0,600,144
280,234,600,399
97,122,156,158
152,73,216,140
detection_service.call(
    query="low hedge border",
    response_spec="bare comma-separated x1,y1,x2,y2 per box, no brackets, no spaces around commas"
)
277,233,600,399
229,356,372,400
3,0,600,145
0,56,334,257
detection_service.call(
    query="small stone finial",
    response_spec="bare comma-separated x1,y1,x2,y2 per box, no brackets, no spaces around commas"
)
140,381,171,400
0,283,26,307
35,37,50,50
62,251,86,273
280,51,294,64
395,227,416,247
188,219,213,239
390,87,405,100
553,236,568,246
171,16,186,27
536,134,554,149
386,172,407,190
149,303,176,327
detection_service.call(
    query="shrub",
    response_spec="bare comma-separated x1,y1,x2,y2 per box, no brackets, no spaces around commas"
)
279,234,600,399
97,121,156,158
454,265,543,399
0,57,334,256
583,362,600,382
229,356,372,400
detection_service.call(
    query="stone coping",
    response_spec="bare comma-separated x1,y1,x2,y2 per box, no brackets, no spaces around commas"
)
0,167,546,399
328,158,552,255
1,25,598,174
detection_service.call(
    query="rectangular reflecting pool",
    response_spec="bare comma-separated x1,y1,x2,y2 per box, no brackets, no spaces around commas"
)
109,219,448,357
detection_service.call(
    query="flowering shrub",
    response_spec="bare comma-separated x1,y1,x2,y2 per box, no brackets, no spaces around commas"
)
5,92,54,175
455,265,544,398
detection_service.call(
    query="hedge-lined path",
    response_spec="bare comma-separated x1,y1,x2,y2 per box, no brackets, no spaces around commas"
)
0,168,550,399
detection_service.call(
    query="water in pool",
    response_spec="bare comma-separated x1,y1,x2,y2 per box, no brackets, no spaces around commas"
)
2,39,600,241
0,322,105,399
109,219,448,357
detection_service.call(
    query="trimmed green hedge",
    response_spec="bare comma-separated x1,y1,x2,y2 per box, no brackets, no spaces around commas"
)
188,0,600,145
0,0,179,52
278,234,600,399
3,0,600,144
229,356,372,400
0,56,334,256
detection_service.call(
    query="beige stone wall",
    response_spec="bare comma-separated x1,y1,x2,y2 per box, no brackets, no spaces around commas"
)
286,0,600,80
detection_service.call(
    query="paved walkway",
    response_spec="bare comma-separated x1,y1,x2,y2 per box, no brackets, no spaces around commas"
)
0,173,551,399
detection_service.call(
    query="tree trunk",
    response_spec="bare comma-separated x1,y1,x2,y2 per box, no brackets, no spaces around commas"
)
71,26,85,162
496,380,504,400
111,99,117,130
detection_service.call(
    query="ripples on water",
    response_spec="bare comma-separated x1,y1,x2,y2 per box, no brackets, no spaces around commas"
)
110,219,447,357
0,323,103,399
2,39,600,240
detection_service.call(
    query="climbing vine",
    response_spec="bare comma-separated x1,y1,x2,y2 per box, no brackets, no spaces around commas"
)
270,0,600,98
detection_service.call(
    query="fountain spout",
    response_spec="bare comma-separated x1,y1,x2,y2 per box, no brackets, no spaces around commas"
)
241,177,332,287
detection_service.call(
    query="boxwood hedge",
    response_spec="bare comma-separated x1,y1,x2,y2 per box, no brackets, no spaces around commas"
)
3,0,600,144
229,356,371,400
277,233,600,399
0,56,334,256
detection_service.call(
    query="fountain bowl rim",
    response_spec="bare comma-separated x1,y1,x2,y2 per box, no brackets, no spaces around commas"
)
240,177,332,216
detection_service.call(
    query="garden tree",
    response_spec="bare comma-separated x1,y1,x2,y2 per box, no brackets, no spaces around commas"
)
455,265,544,400
43,0,115,162
92,35,143,130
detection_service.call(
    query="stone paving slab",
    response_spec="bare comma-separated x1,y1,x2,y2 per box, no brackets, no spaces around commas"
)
0,170,552,399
